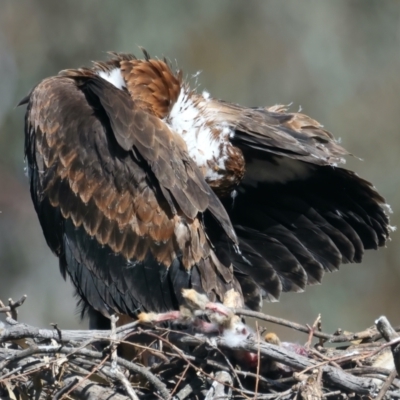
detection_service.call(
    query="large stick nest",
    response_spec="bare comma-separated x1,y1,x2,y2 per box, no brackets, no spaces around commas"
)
0,294,399,400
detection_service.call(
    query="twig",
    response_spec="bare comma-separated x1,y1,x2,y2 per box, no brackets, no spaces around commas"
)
50,323,63,342
0,300,11,318
110,314,119,370
305,314,321,348
254,321,261,399
107,314,139,400
234,308,385,344
118,338,170,363
169,363,190,399
309,348,342,370
116,320,139,333
0,295,27,320
375,369,398,400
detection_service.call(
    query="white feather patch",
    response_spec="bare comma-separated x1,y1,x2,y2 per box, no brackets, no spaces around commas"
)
222,322,253,348
97,68,126,90
167,89,234,181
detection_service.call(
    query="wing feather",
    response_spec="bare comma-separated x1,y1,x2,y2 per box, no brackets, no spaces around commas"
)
83,76,236,241
23,73,240,318
202,99,390,308
207,100,348,166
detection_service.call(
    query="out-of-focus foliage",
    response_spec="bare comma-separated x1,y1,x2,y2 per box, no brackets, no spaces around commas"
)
1,0,399,340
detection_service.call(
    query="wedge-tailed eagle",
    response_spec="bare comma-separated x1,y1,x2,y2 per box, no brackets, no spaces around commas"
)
20,51,391,328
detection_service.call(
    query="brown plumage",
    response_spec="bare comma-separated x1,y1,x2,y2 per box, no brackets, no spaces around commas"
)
20,51,391,328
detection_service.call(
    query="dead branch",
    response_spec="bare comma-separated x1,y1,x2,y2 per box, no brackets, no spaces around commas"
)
235,308,400,344
0,295,27,320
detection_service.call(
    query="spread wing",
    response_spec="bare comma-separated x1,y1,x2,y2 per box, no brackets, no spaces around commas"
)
206,101,390,310
23,73,240,318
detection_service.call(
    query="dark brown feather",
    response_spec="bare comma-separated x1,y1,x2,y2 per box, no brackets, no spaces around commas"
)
23,67,238,319
120,58,181,119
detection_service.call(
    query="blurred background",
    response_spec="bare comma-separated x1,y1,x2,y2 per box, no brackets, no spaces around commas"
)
1,0,400,341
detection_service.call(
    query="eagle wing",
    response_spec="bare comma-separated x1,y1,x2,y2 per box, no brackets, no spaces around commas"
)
205,101,390,309
24,73,240,318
